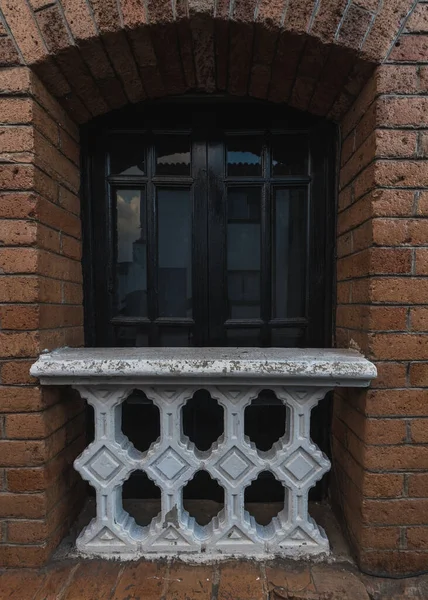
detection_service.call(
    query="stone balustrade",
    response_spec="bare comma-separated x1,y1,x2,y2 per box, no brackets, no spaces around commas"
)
31,348,376,559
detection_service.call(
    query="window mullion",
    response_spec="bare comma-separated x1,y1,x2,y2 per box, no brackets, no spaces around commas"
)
146,141,159,346
260,138,272,346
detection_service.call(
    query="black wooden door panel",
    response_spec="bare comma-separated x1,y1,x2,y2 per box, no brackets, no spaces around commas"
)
83,100,335,351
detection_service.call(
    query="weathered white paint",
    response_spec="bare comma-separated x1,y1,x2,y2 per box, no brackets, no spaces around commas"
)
31,348,376,559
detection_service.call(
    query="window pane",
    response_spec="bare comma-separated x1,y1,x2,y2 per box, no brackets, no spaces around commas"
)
227,136,262,177
227,187,261,319
110,136,145,176
116,189,147,317
156,136,191,176
272,135,308,177
273,188,308,318
158,188,192,317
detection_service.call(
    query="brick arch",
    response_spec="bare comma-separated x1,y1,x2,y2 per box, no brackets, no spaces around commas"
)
0,0,413,123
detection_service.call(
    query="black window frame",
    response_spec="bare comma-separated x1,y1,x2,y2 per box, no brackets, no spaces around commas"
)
81,97,337,350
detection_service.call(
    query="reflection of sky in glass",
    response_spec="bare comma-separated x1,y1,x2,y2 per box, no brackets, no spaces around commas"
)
157,152,190,165
228,150,260,164
117,190,140,263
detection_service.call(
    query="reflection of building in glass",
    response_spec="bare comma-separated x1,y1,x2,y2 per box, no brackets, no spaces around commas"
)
118,237,147,317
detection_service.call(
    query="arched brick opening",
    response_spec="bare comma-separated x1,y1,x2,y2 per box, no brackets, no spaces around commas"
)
1,0,428,577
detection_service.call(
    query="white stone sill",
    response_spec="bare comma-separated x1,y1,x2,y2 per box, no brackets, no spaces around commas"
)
30,347,377,387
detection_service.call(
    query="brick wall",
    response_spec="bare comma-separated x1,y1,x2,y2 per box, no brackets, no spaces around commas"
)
0,67,86,566
334,44,428,575
0,0,427,574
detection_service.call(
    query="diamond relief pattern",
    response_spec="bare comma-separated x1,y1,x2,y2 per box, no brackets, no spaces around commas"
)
154,448,190,481
87,447,123,482
71,384,337,558
217,447,253,482
281,448,317,484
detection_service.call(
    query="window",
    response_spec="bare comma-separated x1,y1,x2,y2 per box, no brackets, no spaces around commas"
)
83,99,335,349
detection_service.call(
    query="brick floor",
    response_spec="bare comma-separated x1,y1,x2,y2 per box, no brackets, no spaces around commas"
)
0,558,375,600
2,556,428,599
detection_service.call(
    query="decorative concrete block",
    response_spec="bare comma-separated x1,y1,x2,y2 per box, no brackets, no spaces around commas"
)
31,348,376,559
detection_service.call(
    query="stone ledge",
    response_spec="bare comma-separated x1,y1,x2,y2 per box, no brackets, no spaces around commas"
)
30,347,377,387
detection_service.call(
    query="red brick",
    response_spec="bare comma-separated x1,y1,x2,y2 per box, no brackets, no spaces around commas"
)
376,64,418,94
0,193,38,219
364,445,428,472
409,363,428,387
0,492,46,518
0,0,47,63
34,132,80,192
0,67,31,95
406,3,428,32
0,569,45,598
0,220,37,246
378,96,428,127
359,549,428,576
7,435,85,492
0,248,38,274
61,234,82,260
5,402,81,439
406,527,428,550
410,419,428,444
377,130,417,158
410,308,428,332
370,334,428,361
337,4,372,51
36,197,81,239
371,189,415,217
408,473,428,498
0,360,36,384
363,499,428,525
0,305,39,330
62,281,83,305
0,98,32,124
35,4,72,54
111,561,168,600
0,165,34,192
362,472,405,498
0,331,39,358
370,278,428,304
61,0,98,41
364,389,428,417
362,0,414,60
0,386,58,413
217,562,264,600
371,362,407,388
390,34,428,62
311,0,347,42
359,526,400,550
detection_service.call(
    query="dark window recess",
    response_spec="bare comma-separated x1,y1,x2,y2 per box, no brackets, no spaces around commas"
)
82,99,336,500
122,471,161,526
183,471,225,526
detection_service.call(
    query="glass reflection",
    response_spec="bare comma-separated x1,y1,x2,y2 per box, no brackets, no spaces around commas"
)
116,189,147,317
272,135,308,176
158,188,192,317
274,188,307,318
227,187,261,319
156,136,190,176
227,136,262,176
110,136,145,176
